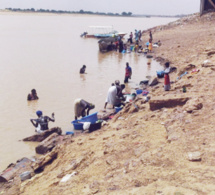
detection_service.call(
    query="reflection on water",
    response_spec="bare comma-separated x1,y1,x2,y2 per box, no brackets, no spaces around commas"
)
0,13,177,171
147,58,152,65
27,100,39,114
80,74,86,81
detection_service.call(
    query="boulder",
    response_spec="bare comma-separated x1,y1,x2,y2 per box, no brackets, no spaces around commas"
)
149,97,189,111
35,133,62,154
23,127,62,142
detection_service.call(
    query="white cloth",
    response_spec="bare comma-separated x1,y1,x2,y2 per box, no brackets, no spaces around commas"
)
105,86,117,106
164,67,171,74
83,122,91,130
35,124,44,134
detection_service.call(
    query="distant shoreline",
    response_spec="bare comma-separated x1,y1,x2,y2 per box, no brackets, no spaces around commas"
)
0,9,183,18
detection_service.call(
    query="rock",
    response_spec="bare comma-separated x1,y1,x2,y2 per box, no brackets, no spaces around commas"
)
70,156,86,170
19,171,32,182
97,109,116,120
207,50,215,57
149,97,189,111
89,180,100,189
107,185,120,191
148,76,158,86
188,152,202,161
183,98,203,113
0,158,33,183
23,127,62,142
35,133,62,154
120,134,130,139
128,106,139,113
32,148,58,172
167,132,181,142
202,60,215,67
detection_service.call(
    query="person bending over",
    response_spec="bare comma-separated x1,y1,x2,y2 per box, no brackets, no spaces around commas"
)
30,110,55,133
74,99,95,120
104,84,125,109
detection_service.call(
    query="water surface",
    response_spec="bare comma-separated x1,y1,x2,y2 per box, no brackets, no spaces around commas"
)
0,13,177,171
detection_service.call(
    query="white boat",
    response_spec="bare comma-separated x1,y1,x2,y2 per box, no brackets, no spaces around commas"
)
80,26,126,38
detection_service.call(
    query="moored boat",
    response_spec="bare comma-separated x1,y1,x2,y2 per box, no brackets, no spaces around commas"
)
81,26,126,38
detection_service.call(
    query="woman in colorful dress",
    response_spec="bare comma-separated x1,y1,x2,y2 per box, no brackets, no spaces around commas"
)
164,62,171,91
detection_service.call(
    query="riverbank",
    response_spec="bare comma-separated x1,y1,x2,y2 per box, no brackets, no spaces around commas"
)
1,12,215,194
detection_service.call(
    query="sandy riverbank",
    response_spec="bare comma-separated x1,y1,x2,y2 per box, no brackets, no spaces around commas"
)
1,12,215,194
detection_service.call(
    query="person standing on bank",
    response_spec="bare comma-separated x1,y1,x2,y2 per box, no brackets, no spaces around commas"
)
164,62,171,91
30,111,55,133
80,65,86,74
149,30,153,42
124,62,132,83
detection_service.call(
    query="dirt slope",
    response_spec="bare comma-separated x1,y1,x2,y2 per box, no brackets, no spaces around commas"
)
3,12,215,195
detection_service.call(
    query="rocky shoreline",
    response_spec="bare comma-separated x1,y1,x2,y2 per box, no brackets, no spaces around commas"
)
1,12,215,194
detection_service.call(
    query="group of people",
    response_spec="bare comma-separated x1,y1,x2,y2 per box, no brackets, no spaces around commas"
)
28,29,171,133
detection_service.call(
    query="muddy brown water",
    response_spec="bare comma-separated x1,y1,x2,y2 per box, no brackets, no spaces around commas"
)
0,12,177,171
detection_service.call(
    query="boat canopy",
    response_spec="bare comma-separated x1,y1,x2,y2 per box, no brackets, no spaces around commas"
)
200,0,215,15
88,26,113,29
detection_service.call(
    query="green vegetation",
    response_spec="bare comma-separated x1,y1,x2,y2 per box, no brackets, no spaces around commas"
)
4,8,185,18
5,8,133,16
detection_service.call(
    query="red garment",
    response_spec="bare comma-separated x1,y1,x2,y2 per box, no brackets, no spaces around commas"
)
164,74,170,85
125,67,131,77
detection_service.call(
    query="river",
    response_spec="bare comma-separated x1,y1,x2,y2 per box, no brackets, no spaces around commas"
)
0,12,177,171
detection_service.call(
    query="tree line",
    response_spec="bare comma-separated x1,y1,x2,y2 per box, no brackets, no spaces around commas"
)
5,8,133,16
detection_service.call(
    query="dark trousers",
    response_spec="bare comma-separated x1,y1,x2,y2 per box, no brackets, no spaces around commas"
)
124,76,129,83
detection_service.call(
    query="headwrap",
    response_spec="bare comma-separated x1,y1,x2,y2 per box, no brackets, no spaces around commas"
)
36,110,43,116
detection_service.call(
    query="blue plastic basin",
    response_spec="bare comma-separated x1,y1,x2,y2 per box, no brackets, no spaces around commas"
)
71,112,98,130
157,71,165,78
